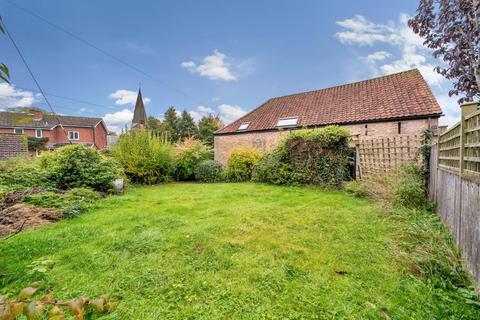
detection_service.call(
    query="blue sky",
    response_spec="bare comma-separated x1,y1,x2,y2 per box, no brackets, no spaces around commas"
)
0,0,461,131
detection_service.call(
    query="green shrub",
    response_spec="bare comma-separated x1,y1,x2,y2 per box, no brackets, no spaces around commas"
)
63,187,100,218
0,157,53,192
253,152,296,185
175,137,213,181
23,188,100,217
39,145,122,192
347,162,431,210
393,163,431,209
64,187,100,203
24,191,65,208
112,130,175,184
194,160,223,182
253,126,352,188
224,147,261,182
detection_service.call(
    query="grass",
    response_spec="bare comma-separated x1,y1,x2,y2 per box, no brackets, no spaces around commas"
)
0,183,479,319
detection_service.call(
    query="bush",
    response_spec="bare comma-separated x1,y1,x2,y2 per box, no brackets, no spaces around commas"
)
23,188,100,217
112,130,175,184
175,137,213,181
24,191,65,208
0,157,53,192
346,163,431,210
253,152,296,185
64,187,100,203
194,160,223,182
253,126,352,188
393,163,430,209
39,145,123,192
224,147,261,182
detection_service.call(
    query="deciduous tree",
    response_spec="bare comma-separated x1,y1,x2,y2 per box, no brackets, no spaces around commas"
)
409,0,480,103
198,114,223,147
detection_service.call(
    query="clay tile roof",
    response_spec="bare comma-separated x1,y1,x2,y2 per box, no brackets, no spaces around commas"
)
216,69,443,135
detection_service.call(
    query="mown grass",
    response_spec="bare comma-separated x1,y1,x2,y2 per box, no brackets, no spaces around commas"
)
0,183,478,319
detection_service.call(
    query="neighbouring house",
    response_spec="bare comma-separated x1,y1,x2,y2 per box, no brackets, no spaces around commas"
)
0,109,108,154
214,69,443,164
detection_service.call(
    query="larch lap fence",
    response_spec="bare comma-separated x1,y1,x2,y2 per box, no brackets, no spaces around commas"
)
429,101,480,287
352,135,422,178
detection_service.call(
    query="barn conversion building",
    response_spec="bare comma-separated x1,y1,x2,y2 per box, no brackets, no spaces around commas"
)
214,69,443,164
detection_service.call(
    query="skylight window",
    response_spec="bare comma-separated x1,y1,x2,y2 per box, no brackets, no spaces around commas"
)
238,122,250,131
276,117,298,127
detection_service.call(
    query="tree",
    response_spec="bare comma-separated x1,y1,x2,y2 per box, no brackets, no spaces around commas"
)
177,110,198,141
409,0,480,103
146,115,170,141
0,16,10,83
163,106,180,142
198,114,223,147
146,116,162,132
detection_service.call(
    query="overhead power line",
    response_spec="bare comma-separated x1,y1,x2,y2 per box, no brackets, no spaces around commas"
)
14,85,113,109
4,0,199,103
0,16,71,142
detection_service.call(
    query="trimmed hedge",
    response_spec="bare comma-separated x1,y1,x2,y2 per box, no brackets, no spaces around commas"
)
253,126,352,188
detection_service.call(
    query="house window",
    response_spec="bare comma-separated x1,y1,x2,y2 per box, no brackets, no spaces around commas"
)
13,128,24,134
365,124,368,136
238,122,250,131
68,131,80,140
276,117,299,128
35,129,43,138
398,122,402,134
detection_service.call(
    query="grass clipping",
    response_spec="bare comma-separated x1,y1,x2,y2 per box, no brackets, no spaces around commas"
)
345,164,472,289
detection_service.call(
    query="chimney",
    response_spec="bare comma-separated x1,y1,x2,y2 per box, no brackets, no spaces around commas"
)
31,109,43,121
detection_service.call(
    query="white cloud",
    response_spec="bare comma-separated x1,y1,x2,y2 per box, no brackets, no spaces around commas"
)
336,15,400,46
189,105,215,122
103,109,134,132
336,13,446,88
0,83,36,108
181,50,237,81
366,51,391,62
218,104,248,124
109,89,151,106
435,93,461,127
188,104,248,124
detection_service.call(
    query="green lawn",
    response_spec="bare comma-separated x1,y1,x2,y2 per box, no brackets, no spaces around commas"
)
0,183,478,319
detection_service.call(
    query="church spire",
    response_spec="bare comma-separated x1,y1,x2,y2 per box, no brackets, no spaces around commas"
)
132,87,147,128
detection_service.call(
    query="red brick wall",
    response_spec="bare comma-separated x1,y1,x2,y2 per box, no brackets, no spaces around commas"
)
93,122,108,149
0,124,108,150
0,133,28,159
214,118,439,164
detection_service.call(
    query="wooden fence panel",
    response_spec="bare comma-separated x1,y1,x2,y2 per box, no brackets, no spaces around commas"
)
429,102,480,289
354,135,422,177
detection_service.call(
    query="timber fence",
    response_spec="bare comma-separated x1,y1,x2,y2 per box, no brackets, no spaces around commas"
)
429,101,480,287
352,135,422,178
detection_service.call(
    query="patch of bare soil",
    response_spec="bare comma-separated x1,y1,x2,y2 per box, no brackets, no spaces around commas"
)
0,204,62,237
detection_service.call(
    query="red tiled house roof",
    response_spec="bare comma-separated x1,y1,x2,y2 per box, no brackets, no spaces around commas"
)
216,69,443,135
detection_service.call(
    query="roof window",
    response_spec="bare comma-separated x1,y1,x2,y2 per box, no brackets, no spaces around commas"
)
276,117,298,128
238,122,250,131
